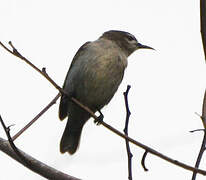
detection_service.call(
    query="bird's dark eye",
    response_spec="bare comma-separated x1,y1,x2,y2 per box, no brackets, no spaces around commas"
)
127,35,136,41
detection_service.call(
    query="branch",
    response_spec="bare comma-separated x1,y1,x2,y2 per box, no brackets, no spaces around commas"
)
201,89,206,128
0,116,80,180
200,0,206,60
1,41,206,176
12,93,61,141
0,41,64,93
191,1,206,177
191,89,206,180
141,151,149,171
123,85,133,180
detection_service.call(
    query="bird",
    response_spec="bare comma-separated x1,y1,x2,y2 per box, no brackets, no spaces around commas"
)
59,30,154,154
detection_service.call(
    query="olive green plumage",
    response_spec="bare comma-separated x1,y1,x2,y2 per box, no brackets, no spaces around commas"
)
59,30,153,154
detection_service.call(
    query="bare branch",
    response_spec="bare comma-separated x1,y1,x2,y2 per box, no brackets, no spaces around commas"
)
123,85,133,180
1,41,206,176
192,133,206,180
191,89,206,180
0,116,80,180
2,41,63,93
12,93,61,141
141,151,149,171
201,89,206,128
200,0,206,60
190,129,205,133
191,1,206,176
0,115,29,165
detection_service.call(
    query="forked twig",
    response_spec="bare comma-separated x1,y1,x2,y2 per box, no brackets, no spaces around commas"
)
192,90,206,180
12,93,61,141
0,115,79,180
191,1,206,178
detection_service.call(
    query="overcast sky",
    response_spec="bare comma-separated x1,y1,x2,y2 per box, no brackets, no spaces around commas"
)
0,0,206,180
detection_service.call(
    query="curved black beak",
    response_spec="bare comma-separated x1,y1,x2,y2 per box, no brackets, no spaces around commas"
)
137,43,155,50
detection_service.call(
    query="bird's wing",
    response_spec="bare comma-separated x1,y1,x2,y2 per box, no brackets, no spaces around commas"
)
68,41,91,72
59,41,91,120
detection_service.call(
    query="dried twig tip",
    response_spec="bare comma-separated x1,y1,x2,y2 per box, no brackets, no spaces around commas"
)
141,150,149,171
190,129,205,133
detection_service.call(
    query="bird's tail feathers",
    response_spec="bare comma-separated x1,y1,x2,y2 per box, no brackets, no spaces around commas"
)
60,121,83,155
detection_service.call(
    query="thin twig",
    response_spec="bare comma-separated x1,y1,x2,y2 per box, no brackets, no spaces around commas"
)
7,41,63,93
123,85,133,180
141,151,149,171
12,93,61,141
192,132,206,180
0,115,25,163
1,41,206,176
201,90,206,128
190,129,205,133
192,90,206,180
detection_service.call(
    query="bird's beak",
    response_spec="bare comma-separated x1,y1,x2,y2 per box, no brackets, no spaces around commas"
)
136,43,155,50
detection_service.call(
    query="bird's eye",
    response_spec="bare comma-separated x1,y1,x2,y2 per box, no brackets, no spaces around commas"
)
127,36,133,41
126,35,136,41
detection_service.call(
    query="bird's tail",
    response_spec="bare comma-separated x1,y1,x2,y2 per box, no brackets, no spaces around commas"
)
60,120,83,155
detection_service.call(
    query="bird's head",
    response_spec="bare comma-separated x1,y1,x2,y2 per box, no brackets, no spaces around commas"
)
101,30,154,56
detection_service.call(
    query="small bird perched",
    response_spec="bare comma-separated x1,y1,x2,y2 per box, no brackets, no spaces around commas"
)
59,30,153,154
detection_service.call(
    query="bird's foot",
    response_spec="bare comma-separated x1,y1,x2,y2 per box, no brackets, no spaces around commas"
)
94,110,104,125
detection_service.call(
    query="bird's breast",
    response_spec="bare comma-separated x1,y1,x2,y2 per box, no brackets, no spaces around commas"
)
76,50,127,109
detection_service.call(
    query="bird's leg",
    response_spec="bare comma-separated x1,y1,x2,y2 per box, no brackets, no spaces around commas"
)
94,109,104,125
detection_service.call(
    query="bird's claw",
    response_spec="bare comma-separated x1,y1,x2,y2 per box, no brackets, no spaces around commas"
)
94,110,104,125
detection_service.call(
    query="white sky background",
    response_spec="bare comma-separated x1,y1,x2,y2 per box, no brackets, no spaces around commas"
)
0,0,206,179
